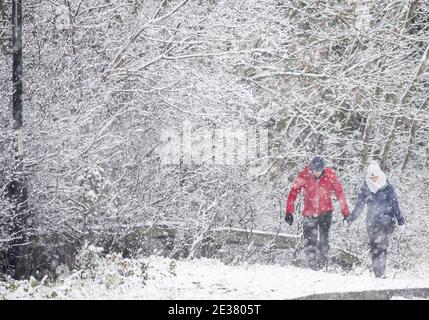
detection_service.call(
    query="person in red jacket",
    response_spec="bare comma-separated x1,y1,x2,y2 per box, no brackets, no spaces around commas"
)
285,157,350,270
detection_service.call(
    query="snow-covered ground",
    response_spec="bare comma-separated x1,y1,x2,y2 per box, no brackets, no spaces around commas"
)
1,248,429,300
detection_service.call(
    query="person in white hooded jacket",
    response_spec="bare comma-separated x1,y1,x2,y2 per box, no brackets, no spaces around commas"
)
347,161,405,278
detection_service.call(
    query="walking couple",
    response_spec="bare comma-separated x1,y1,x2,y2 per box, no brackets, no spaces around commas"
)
285,157,405,278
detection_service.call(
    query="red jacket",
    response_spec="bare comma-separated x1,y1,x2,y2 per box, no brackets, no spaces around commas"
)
286,166,350,217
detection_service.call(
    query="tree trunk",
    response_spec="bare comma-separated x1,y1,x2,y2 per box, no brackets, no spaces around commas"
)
360,114,373,170
381,43,429,169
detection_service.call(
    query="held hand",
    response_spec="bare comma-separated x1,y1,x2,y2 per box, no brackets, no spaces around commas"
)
343,216,352,228
284,214,294,226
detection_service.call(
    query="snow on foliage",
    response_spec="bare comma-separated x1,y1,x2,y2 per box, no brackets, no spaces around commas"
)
0,0,428,284
1,248,429,300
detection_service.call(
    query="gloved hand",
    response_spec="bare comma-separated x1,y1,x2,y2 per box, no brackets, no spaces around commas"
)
284,214,294,226
343,216,352,228
398,224,405,234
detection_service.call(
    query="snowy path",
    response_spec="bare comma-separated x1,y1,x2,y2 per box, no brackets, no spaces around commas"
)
1,256,429,299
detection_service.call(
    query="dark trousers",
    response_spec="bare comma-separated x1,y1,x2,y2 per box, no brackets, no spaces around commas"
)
367,222,394,278
302,212,332,270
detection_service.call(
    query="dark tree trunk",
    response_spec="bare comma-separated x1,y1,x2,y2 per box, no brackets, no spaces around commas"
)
5,0,31,280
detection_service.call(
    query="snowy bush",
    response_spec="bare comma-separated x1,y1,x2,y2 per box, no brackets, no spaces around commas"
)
74,243,104,280
75,167,110,213
73,243,151,289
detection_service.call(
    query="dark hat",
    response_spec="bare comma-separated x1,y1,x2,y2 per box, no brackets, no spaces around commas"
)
310,157,325,172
